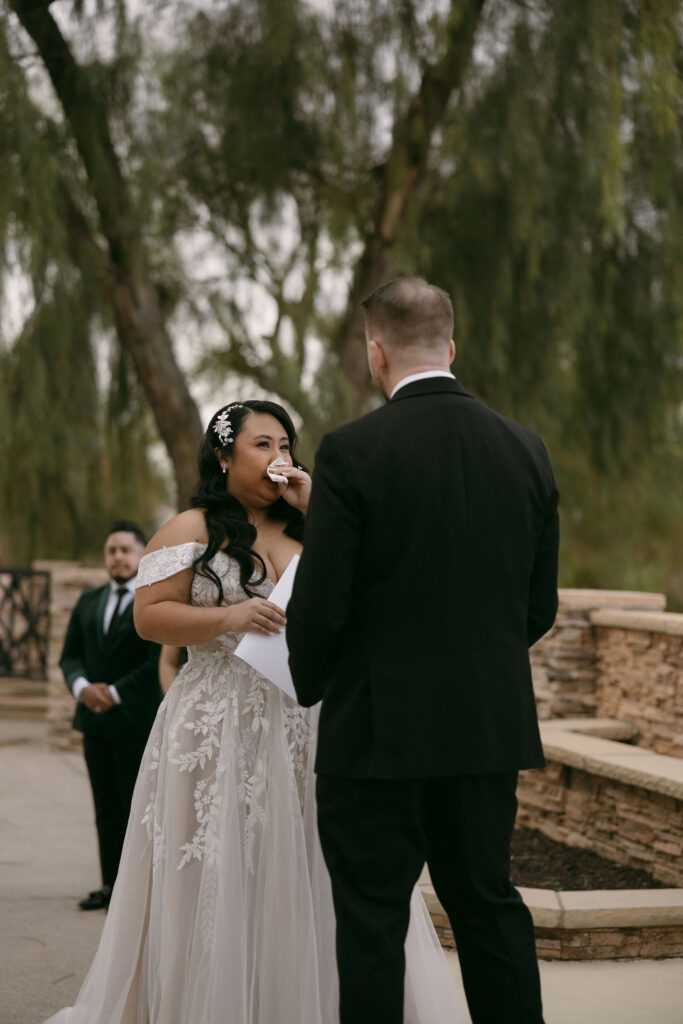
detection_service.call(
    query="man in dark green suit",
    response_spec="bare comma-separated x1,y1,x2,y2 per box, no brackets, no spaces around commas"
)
60,520,162,910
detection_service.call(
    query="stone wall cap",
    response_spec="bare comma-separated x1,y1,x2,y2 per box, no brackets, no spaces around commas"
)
590,608,683,637
33,560,108,585
423,879,683,930
515,887,563,928
540,728,683,799
51,571,109,590
541,718,637,741
558,589,666,611
540,728,645,760
32,560,85,570
556,889,683,929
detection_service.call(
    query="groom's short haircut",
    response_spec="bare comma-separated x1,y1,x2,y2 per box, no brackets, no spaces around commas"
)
361,277,453,353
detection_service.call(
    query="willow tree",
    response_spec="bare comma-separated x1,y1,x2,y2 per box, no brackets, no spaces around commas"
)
1,0,203,513
147,0,681,426
151,0,682,599
2,0,682,599
0,7,168,560
410,1,683,600
150,0,488,437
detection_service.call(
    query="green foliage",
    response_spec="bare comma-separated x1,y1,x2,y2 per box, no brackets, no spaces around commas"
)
0,281,99,559
1,0,681,606
0,282,169,561
406,0,683,602
559,438,683,611
0,5,169,561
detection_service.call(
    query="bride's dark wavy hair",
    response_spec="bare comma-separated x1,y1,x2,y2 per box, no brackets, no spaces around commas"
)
188,400,305,603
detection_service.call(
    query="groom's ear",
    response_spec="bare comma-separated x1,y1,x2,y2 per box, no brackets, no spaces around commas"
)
449,339,456,364
367,339,387,375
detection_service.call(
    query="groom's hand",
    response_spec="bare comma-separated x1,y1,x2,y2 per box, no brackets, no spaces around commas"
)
276,465,312,514
81,683,115,713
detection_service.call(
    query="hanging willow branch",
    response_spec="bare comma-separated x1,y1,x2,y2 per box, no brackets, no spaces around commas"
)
331,0,487,419
8,0,203,505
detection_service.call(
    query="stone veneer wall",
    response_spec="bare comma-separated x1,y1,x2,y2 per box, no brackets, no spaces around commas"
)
531,924,683,961
422,876,683,960
516,757,683,887
432,916,683,962
591,610,683,759
34,559,108,750
520,603,683,891
530,589,667,719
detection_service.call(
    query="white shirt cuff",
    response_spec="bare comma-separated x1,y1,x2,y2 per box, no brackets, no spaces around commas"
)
72,677,90,701
108,685,122,705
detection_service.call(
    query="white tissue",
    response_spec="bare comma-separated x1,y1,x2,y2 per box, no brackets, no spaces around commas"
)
266,457,289,483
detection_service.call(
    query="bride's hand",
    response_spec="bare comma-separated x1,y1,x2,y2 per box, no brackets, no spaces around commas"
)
276,465,312,514
226,597,287,636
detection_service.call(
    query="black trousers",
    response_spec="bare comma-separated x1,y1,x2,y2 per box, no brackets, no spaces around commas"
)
83,734,147,889
316,772,544,1024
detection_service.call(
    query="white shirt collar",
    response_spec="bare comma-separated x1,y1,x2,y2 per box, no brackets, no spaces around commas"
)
390,370,456,400
110,576,137,594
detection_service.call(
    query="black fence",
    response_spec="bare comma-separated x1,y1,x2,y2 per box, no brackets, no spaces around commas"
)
0,569,50,680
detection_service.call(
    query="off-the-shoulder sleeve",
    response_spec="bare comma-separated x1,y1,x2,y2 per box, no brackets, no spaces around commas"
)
135,542,207,588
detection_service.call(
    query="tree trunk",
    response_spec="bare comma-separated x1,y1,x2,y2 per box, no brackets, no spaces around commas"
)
10,0,203,506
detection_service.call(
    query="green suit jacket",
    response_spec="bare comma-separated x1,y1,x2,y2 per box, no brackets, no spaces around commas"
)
60,584,162,739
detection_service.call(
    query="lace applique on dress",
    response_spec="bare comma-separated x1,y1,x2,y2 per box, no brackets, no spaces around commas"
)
135,541,207,588
138,543,310,877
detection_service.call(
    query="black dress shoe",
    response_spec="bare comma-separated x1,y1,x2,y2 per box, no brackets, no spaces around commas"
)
78,886,112,910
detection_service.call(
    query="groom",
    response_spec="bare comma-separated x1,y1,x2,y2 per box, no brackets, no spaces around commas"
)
287,277,558,1024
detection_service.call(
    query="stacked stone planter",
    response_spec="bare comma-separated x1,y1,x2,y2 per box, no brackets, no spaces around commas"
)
421,877,683,961
516,597,683,959
517,722,683,887
591,609,683,759
530,588,666,719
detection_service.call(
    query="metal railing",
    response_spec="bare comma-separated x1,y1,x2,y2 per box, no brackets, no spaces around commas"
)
0,568,50,679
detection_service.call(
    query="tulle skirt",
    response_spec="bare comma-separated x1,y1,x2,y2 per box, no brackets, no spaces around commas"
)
44,653,466,1023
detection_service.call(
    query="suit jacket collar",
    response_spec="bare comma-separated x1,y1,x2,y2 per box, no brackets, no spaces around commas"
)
94,585,109,639
87,582,134,646
389,376,473,403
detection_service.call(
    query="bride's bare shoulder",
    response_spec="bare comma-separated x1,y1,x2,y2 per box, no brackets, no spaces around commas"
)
144,509,209,555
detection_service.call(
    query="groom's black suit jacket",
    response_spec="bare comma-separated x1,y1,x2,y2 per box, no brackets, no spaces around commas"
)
60,584,162,740
287,377,559,778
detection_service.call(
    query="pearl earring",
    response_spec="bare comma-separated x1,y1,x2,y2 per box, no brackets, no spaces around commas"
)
222,465,227,475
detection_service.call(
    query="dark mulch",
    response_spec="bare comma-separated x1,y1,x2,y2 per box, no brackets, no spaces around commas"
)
510,827,667,891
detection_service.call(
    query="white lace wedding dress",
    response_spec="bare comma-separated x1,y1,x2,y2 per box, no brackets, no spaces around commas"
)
45,542,467,1024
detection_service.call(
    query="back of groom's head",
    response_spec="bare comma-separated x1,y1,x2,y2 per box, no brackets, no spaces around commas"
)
361,277,453,356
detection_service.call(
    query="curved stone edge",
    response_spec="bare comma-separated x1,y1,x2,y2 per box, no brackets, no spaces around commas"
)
559,589,666,611
540,717,637,741
539,728,683,801
420,881,683,931
590,608,683,637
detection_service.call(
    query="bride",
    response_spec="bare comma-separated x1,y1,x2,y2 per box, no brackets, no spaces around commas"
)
45,399,467,1024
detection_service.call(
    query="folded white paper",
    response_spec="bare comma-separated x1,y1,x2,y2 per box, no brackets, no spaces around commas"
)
234,554,300,702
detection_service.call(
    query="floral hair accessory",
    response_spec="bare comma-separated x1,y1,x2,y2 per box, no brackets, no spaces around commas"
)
214,404,245,447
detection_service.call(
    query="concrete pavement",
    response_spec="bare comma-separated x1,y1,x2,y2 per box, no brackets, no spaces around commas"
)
1,718,681,1024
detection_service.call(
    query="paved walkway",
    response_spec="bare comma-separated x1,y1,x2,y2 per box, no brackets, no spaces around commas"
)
1,718,681,1024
